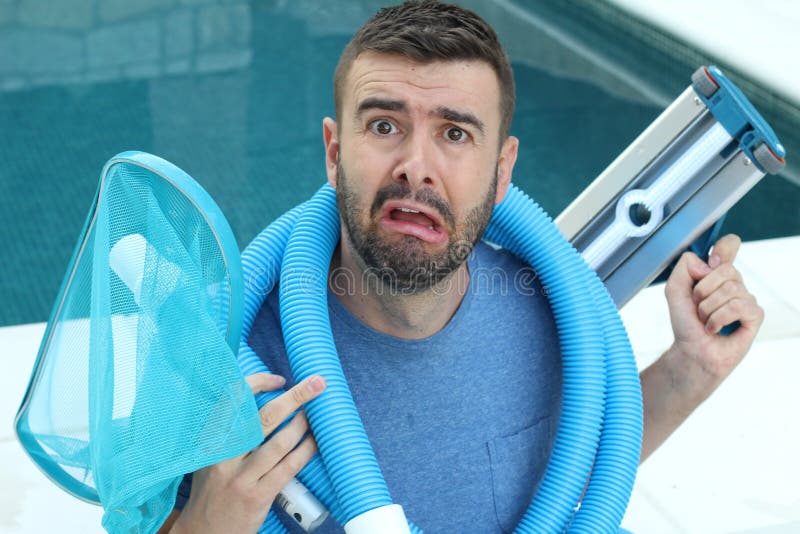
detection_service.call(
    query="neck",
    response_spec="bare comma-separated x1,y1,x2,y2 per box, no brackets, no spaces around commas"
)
329,240,470,340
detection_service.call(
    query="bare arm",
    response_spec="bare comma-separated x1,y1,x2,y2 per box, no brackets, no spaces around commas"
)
640,234,764,462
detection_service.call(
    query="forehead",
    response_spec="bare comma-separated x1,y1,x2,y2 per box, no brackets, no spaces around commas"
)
342,52,501,125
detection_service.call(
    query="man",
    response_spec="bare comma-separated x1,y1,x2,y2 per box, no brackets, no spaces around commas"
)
163,1,764,532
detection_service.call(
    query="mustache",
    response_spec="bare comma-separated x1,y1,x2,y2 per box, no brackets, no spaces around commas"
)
370,182,456,229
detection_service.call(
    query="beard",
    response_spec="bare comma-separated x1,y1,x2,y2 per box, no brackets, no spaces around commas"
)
335,162,497,293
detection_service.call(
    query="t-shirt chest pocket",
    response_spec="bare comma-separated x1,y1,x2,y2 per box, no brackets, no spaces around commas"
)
486,416,554,533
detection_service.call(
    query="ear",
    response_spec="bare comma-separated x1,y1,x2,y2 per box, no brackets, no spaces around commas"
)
494,135,518,204
323,117,339,188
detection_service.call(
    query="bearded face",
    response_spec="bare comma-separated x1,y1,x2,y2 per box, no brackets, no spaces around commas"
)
335,161,497,293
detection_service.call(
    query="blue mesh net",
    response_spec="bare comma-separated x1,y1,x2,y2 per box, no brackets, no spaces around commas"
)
15,152,263,533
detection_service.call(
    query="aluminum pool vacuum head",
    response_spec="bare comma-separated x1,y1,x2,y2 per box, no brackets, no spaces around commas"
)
556,66,786,308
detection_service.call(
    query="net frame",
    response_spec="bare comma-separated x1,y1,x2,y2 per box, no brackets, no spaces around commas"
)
14,151,250,513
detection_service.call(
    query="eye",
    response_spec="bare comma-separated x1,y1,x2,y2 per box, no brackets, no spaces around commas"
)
445,126,468,143
369,119,398,136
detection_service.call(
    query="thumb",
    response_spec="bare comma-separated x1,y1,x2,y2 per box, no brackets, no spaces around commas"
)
708,234,741,268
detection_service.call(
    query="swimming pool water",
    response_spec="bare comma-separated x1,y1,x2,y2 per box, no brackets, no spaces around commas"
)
1,0,797,326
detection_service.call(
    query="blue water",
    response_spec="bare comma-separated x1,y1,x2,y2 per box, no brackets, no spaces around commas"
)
1,0,797,326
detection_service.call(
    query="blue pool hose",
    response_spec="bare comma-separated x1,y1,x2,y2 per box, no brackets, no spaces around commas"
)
236,183,643,533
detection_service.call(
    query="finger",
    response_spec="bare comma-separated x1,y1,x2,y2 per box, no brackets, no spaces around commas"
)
708,234,741,268
258,376,326,437
258,434,319,493
697,278,746,323
244,412,310,475
245,372,287,394
665,251,711,302
693,263,743,304
705,296,764,335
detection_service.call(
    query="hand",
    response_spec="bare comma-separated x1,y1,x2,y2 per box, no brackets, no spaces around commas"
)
639,234,764,461
664,234,764,385
171,373,327,534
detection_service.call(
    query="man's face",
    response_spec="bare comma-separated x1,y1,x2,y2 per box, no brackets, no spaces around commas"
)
324,52,518,292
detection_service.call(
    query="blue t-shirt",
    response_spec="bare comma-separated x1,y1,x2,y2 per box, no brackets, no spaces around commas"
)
178,241,562,533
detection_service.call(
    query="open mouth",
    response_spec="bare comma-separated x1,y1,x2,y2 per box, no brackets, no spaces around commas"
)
380,202,447,244
391,207,437,229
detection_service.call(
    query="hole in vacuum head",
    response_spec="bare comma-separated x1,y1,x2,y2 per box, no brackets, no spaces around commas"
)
628,202,651,227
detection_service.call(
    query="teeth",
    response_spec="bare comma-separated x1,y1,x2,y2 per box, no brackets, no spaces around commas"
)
393,207,435,230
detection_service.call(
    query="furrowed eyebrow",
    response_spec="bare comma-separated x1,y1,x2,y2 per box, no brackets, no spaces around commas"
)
355,98,407,119
354,99,485,136
434,106,485,136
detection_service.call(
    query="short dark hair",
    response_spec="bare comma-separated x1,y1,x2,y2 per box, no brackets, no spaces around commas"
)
333,0,515,139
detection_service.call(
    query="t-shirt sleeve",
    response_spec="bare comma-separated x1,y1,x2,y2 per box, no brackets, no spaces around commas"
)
174,472,192,510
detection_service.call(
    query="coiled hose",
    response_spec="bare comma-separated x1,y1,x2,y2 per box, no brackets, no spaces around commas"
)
237,183,642,533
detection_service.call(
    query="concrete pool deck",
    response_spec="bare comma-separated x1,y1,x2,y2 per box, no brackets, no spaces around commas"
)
1,235,798,533
620,236,800,533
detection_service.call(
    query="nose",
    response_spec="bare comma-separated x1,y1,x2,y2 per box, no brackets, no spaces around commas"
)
392,130,436,189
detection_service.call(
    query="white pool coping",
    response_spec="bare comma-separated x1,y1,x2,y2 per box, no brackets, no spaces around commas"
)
608,0,800,107
1,236,798,533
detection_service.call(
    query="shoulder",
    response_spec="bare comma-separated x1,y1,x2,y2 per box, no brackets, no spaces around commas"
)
247,287,293,379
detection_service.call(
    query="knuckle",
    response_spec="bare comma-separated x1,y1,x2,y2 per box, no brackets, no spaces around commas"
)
721,279,740,296
697,300,711,321
268,463,295,488
296,413,310,432
284,442,313,474
692,284,706,302
228,470,271,512
229,475,253,499
285,455,307,476
729,297,744,314
272,431,296,455
205,454,241,478
206,458,228,473
664,279,678,297
259,407,277,430
719,263,739,279
291,383,310,405
679,251,694,263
